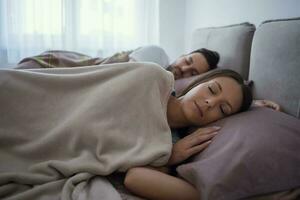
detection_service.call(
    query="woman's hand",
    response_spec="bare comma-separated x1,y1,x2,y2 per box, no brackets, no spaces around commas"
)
252,99,281,111
167,126,221,166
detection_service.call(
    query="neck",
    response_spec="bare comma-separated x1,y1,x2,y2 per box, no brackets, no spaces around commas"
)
167,96,189,128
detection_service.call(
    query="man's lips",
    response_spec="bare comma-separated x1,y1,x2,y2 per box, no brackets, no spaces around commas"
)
194,101,203,118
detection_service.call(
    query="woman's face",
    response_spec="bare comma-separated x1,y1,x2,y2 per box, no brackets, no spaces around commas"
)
179,76,243,126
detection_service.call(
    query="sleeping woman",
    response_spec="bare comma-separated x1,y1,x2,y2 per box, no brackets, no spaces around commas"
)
122,68,253,200
123,68,281,200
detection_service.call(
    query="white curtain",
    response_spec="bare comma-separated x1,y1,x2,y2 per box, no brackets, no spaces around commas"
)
0,0,159,65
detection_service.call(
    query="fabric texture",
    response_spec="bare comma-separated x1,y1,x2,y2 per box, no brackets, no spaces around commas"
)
177,107,300,200
129,45,170,69
190,22,255,79
0,62,174,200
248,17,300,118
16,46,170,72
16,50,133,69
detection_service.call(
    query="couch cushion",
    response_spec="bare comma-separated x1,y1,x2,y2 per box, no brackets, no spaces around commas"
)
249,17,300,118
177,107,300,200
190,23,255,79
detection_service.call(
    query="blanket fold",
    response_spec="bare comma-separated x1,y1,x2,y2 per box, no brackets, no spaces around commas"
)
16,50,133,69
0,62,174,200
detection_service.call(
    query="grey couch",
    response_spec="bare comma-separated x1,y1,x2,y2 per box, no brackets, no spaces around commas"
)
190,17,300,119
171,17,300,200
113,17,300,200
146,17,300,200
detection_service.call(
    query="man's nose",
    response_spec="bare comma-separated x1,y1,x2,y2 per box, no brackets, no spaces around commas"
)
181,65,193,72
181,66,193,77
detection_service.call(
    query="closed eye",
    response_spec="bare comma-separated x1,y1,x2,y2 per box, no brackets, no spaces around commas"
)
220,104,231,116
188,56,193,64
185,57,191,65
220,106,226,116
208,86,215,94
192,70,198,75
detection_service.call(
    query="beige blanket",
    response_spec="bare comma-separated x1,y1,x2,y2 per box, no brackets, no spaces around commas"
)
0,62,174,200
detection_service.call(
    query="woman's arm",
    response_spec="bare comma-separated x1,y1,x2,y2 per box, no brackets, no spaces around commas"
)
124,167,200,200
124,126,221,200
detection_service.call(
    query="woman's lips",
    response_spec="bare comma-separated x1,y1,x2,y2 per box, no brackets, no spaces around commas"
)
194,101,203,118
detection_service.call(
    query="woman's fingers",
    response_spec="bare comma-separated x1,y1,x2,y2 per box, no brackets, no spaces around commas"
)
253,99,281,112
187,126,221,139
189,131,218,146
262,100,281,111
188,140,212,156
253,100,266,107
167,126,221,165
269,102,281,111
187,129,220,156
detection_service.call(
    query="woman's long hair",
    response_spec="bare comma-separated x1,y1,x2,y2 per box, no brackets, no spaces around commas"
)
178,69,253,113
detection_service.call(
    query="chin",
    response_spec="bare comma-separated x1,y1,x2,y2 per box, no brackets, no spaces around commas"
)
183,103,203,126
191,121,203,127
201,119,219,126
188,114,204,126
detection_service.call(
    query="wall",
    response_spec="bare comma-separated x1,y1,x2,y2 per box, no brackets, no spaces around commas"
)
159,0,186,61
184,0,300,51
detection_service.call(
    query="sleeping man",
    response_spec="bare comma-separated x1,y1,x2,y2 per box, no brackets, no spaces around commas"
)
16,45,220,80
129,45,220,80
16,45,280,110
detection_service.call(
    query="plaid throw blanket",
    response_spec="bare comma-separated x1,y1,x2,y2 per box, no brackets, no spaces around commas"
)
17,50,134,69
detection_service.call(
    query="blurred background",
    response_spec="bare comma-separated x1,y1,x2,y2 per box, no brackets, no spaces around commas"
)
0,0,300,67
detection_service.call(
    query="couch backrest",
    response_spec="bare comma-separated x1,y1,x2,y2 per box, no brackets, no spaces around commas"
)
249,17,300,118
190,23,255,80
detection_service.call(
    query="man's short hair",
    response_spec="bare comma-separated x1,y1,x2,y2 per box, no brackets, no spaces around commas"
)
190,48,220,69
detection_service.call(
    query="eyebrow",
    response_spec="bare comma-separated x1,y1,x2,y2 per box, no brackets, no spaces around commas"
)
215,80,222,92
215,80,233,114
186,55,194,64
189,56,193,64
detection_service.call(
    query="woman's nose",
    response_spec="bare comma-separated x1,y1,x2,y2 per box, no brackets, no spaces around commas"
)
205,98,217,109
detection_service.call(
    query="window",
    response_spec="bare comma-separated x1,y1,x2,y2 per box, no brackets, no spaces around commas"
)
0,0,159,66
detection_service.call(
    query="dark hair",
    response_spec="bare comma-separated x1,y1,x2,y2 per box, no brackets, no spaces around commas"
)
178,69,253,113
190,48,220,70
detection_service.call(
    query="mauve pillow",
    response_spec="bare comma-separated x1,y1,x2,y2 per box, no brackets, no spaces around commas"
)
177,107,300,200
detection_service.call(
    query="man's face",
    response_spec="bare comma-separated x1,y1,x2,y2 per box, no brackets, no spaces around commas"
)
170,53,210,80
